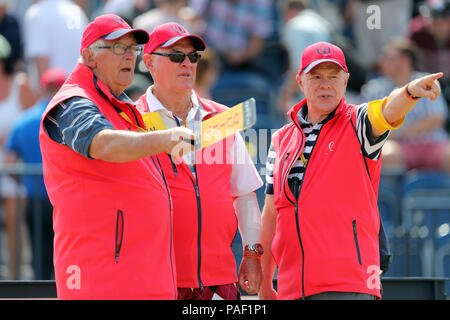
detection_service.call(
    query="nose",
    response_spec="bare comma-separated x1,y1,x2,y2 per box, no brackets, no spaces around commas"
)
123,48,135,60
318,78,332,88
180,54,193,66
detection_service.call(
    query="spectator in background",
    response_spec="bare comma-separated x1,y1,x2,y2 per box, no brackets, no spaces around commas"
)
0,34,35,279
97,0,137,17
133,0,195,80
188,0,274,73
351,0,413,70
194,47,219,100
360,39,450,173
0,35,27,279
0,0,23,70
278,0,332,115
409,0,450,113
4,68,67,280
133,0,195,35
23,0,88,91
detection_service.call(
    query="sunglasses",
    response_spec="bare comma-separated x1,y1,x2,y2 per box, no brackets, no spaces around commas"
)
151,51,201,63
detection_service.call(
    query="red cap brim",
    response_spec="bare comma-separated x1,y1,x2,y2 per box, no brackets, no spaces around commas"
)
101,28,149,44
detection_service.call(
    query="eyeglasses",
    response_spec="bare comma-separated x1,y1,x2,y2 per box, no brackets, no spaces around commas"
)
94,43,143,56
151,51,201,63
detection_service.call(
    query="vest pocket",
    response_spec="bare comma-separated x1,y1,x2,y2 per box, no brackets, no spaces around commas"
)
115,210,124,263
352,220,362,266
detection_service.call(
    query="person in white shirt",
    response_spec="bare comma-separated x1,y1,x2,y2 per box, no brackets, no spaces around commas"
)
136,22,264,300
23,0,88,90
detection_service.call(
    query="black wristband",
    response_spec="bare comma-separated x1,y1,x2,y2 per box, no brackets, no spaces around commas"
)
405,85,420,100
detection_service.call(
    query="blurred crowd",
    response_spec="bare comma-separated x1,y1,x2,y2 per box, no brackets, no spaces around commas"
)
0,0,448,280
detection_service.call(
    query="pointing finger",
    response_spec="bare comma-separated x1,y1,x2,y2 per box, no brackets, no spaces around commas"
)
424,72,443,85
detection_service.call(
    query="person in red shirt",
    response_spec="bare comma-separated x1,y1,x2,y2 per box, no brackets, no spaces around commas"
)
135,22,264,300
259,41,443,300
39,14,194,299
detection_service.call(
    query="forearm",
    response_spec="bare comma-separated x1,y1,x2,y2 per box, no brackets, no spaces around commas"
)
260,196,277,287
234,192,262,246
382,86,418,126
89,129,171,162
368,72,444,138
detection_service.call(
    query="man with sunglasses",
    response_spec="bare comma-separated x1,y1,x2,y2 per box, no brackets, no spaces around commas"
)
39,14,195,299
135,22,264,300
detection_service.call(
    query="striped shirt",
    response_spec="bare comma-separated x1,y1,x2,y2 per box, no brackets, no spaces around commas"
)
265,103,390,195
189,0,274,53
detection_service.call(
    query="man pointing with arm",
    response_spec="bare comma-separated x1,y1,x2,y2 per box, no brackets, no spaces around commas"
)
259,41,443,300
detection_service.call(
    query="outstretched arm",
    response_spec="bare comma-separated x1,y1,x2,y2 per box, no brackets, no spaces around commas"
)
369,72,444,138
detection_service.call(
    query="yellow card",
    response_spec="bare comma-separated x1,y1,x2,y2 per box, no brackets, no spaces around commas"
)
199,98,256,149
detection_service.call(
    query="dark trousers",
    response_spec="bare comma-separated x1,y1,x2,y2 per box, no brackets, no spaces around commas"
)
305,292,377,300
26,197,54,280
177,283,241,300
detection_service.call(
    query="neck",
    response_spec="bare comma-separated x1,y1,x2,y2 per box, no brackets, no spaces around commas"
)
91,67,124,97
152,86,193,119
305,109,329,125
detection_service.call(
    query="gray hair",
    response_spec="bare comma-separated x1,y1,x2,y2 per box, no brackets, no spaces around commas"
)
79,39,108,64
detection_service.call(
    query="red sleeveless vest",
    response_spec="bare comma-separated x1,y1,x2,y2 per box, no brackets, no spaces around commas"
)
271,98,382,299
39,63,176,299
136,94,237,288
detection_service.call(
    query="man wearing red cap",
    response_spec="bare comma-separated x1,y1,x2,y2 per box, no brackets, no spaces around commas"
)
135,22,264,300
39,14,195,299
259,41,444,300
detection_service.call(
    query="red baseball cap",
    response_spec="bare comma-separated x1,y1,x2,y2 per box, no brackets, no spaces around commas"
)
40,68,67,89
144,22,206,55
80,14,149,54
299,42,348,75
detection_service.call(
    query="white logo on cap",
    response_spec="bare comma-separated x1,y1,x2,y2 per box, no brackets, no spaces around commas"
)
173,25,187,34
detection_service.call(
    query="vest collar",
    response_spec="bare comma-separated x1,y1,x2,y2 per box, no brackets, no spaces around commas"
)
287,97,347,129
70,63,145,129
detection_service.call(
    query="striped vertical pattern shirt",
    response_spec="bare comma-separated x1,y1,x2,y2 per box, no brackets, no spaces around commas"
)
265,103,390,196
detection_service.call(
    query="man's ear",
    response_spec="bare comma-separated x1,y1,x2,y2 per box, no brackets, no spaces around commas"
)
142,54,153,71
344,72,350,87
296,73,304,92
81,48,96,68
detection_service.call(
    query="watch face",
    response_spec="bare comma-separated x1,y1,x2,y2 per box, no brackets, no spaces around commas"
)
246,244,264,255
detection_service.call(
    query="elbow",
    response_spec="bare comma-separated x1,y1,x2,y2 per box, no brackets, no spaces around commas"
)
88,130,127,163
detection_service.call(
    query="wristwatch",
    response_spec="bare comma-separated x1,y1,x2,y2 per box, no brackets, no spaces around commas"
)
244,243,264,257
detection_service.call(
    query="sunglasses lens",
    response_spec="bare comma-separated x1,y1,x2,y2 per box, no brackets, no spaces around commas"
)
169,52,186,63
187,52,200,63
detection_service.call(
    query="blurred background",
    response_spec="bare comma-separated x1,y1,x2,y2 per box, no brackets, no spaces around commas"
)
0,0,449,298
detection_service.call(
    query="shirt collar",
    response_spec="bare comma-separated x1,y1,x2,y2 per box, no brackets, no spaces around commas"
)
145,85,207,124
297,103,336,128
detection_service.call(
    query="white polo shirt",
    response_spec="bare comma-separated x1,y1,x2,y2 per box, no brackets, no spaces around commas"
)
23,0,88,75
145,86,263,197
